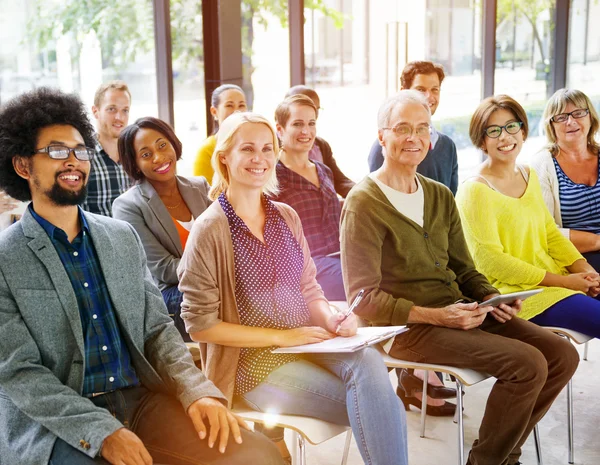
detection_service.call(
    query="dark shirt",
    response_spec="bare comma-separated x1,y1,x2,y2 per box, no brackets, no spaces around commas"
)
82,140,132,217
273,160,341,257
218,194,310,394
29,204,139,395
311,137,355,197
367,131,459,195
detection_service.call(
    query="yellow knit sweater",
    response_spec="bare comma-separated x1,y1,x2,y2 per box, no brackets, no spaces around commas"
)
193,135,216,183
455,169,583,320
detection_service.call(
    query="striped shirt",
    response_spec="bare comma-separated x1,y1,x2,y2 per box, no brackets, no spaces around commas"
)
29,204,139,395
218,194,310,394
553,156,600,234
273,160,341,257
82,140,132,217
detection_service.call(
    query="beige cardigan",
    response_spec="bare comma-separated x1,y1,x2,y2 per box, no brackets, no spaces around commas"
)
177,199,326,405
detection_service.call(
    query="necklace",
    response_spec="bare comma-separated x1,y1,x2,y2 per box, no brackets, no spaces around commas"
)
164,199,182,210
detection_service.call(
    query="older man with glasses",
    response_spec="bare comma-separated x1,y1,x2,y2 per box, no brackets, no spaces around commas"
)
341,89,580,465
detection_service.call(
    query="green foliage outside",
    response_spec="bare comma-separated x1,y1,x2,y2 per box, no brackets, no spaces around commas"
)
27,0,343,106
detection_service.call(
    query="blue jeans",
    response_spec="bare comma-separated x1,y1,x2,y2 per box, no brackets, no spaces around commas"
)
312,255,346,301
48,386,283,465
530,293,600,337
240,347,408,465
162,285,192,342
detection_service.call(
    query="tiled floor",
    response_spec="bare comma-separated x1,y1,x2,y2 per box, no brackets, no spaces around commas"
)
282,340,600,464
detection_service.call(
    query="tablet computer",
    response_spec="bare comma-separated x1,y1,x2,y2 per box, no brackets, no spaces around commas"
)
479,289,543,308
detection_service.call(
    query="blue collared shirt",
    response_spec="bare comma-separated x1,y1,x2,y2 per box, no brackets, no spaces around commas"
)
29,204,139,395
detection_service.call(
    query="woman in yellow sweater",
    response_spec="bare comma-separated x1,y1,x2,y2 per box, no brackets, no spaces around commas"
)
193,84,247,183
456,95,600,336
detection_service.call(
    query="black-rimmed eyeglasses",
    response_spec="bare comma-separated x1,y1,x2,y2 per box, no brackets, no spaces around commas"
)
483,121,523,139
35,145,95,161
551,108,589,124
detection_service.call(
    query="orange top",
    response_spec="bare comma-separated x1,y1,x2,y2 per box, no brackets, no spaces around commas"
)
172,217,191,251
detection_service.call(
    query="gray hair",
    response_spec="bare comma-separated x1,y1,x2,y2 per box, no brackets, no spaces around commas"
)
377,90,431,129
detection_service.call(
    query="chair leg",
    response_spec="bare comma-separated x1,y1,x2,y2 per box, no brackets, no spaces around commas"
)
420,370,429,438
533,424,543,465
340,430,352,465
583,341,589,361
297,433,306,465
456,381,464,465
567,378,574,464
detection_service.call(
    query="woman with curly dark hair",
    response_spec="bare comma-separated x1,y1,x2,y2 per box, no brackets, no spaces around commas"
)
0,87,96,202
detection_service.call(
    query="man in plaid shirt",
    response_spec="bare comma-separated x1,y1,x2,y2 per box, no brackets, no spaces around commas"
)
82,81,132,216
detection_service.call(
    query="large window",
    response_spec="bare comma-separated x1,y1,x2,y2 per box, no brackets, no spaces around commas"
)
567,0,600,114
0,0,158,124
171,2,206,176
243,1,291,116
494,0,555,164
302,0,483,181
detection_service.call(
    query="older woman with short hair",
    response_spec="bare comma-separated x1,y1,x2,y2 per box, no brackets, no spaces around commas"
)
341,89,579,465
178,112,408,465
531,89,600,269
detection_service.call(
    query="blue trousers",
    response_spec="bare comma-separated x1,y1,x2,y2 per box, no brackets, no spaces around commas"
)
240,347,408,465
530,293,600,337
161,285,192,342
312,255,346,301
48,386,282,465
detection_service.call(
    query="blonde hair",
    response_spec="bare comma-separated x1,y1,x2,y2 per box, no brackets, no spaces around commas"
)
274,94,318,128
93,80,131,107
209,112,280,201
543,88,600,156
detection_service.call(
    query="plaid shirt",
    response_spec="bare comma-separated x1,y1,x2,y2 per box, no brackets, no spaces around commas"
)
29,204,139,395
82,140,132,217
273,160,341,257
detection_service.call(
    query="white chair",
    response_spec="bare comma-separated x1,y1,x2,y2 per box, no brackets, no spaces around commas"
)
234,409,352,465
376,343,543,465
543,327,593,464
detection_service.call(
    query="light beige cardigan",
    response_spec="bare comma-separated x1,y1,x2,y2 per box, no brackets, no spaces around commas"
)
177,199,326,405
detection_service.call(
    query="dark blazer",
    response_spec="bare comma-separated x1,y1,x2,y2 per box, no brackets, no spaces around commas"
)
0,208,224,464
315,137,355,197
113,176,211,291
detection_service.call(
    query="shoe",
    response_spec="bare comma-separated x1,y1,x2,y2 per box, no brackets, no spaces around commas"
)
399,368,458,399
396,386,457,417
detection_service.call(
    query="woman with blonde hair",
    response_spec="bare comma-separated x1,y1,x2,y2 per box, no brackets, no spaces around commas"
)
456,94,600,337
178,112,408,465
531,89,600,269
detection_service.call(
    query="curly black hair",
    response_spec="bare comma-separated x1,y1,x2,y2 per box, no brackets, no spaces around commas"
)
0,87,96,201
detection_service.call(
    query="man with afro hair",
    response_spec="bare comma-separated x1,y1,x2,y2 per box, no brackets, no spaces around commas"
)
0,87,282,465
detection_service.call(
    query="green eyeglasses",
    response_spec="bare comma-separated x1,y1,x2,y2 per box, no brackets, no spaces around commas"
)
483,121,523,139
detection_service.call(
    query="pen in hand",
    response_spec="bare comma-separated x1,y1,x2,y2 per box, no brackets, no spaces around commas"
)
335,289,365,334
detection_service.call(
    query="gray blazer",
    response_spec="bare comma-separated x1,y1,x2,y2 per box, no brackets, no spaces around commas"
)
113,176,211,291
0,208,225,465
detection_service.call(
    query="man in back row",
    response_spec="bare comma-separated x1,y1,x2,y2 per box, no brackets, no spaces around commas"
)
368,60,459,195
82,80,132,216
0,87,282,465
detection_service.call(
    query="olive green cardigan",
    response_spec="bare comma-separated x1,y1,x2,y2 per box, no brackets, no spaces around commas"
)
340,175,498,326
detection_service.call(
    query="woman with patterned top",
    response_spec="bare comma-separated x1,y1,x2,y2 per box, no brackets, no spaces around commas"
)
456,94,600,337
178,112,408,465
113,117,211,342
531,89,600,271
272,94,345,300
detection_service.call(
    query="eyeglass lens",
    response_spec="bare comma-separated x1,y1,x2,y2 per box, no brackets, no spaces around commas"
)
553,109,588,123
485,122,522,138
46,145,94,161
